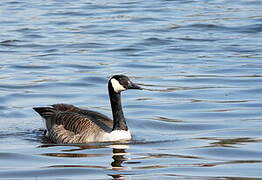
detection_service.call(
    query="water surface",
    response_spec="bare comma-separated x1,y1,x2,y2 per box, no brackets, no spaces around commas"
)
1,0,262,179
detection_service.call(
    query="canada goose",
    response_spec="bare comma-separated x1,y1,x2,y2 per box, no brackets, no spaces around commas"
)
33,75,142,143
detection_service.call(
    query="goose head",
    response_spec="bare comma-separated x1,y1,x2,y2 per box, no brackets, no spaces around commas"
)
109,75,142,93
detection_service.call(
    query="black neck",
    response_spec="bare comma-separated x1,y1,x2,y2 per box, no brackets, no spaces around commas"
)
108,84,128,131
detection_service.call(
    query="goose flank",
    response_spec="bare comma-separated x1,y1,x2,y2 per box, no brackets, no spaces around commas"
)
33,75,142,143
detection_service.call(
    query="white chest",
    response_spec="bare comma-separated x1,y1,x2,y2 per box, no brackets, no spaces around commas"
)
102,130,131,142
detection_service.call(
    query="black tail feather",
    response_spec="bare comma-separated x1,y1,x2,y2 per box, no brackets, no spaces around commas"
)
33,107,58,130
33,107,57,118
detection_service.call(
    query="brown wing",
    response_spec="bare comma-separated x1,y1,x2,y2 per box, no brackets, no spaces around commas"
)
33,105,113,135
54,111,111,134
51,104,113,127
51,104,80,112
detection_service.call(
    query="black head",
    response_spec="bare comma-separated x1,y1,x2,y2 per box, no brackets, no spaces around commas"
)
109,74,142,93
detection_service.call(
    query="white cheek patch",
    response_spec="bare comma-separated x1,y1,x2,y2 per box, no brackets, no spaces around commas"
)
111,78,126,93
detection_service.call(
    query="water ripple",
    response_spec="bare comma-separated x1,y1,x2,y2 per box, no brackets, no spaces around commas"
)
1,0,262,179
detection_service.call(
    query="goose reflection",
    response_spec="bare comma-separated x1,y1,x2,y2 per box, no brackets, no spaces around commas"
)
108,144,129,180
38,142,130,172
108,144,129,170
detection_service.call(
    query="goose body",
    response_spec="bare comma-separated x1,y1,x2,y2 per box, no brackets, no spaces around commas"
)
33,75,141,143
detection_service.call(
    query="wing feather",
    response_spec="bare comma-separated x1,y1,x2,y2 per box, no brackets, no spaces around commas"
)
33,104,114,143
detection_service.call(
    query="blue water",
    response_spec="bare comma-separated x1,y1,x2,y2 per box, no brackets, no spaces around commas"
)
1,0,262,179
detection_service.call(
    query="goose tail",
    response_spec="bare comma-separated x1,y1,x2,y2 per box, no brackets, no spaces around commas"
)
33,107,57,130
33,107,57,118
